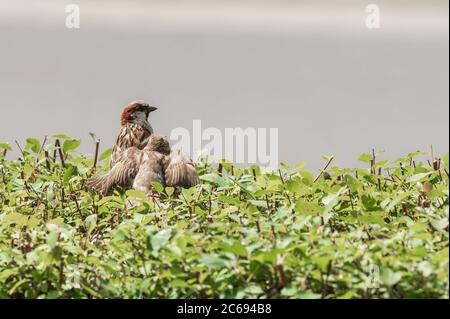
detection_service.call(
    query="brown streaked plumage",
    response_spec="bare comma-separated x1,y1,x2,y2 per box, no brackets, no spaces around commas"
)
110,100,157,168
87,134,199,197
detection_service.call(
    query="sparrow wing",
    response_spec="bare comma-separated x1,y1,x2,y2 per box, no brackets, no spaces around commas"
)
88,148,142,195
164,149,199,188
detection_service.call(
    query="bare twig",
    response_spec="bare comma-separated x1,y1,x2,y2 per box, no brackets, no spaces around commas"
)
14,140,25,159
59,252,64,288
207,195,212,224
371,149,376,174
92,139,100,173
255,219,261,234
54,139,65,167
275,255,288,289
278,169,285,184
313,156,335,183
34,136,49,168
36,135,48,161
0,167,6,184
430,144,439,170
44,150,51,170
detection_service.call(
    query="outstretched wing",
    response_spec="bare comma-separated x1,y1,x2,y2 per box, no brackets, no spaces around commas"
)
164,149,199,188
87,148,142,195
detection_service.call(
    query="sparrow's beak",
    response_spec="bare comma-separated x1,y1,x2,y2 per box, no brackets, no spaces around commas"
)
148,106,158,113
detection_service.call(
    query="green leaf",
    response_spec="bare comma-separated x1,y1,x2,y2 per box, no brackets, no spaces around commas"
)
99,148,112,161
200,173,220,183
97,196,117,206
286,178,309,195
417,261,434,277
361,195,378,211
359,212,385,226
47,232,58,249
25,138,41,153
297,291,322,299
0,269,17,282
295,162,307,170
430,218,449,231
358,153,373,163
169,279,189,288
199,254,227,269
8,279,28,295
322,193,339,206
126,189,148,200
380,267,402,286
281,286,321,299
385,191,411,212
299,171,314,185
63,139,81,154
165,187,174,196
84,214,97,234
53,134,71,140
150,182,164,193
373,160,388,169
443,153,449,169
0,143,12,151
406,172,432,183
222,241,248,257
218,195,242,205
200,173,228,187
2,213,27,226
63,164,78,183
432,248,449,265
345,175,361,192
150,229,171,252
311,255,332,273
295,200,321,215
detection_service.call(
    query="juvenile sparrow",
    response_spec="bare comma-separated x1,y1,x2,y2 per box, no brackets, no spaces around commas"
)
87,134,199,197
110,100,157,168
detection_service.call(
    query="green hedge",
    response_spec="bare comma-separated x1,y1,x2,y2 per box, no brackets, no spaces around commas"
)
0,137,448,298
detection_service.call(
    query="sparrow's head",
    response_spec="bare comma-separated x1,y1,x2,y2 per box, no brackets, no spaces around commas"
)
120,100,157,126
146,134,171,155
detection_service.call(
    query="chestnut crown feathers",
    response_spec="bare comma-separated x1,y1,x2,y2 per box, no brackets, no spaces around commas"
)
120,101,157,125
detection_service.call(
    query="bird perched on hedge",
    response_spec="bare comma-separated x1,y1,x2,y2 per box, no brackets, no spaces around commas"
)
87,134,199,197
110,100,157,168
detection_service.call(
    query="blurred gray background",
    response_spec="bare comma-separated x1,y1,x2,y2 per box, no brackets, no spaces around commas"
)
0,0,448,170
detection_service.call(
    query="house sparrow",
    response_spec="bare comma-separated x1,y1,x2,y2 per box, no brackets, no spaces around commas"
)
110,100,157,168
87,134,199,197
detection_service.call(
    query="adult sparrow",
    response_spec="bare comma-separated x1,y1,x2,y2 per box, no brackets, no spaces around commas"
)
110,100,157,168
87,134,199,197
